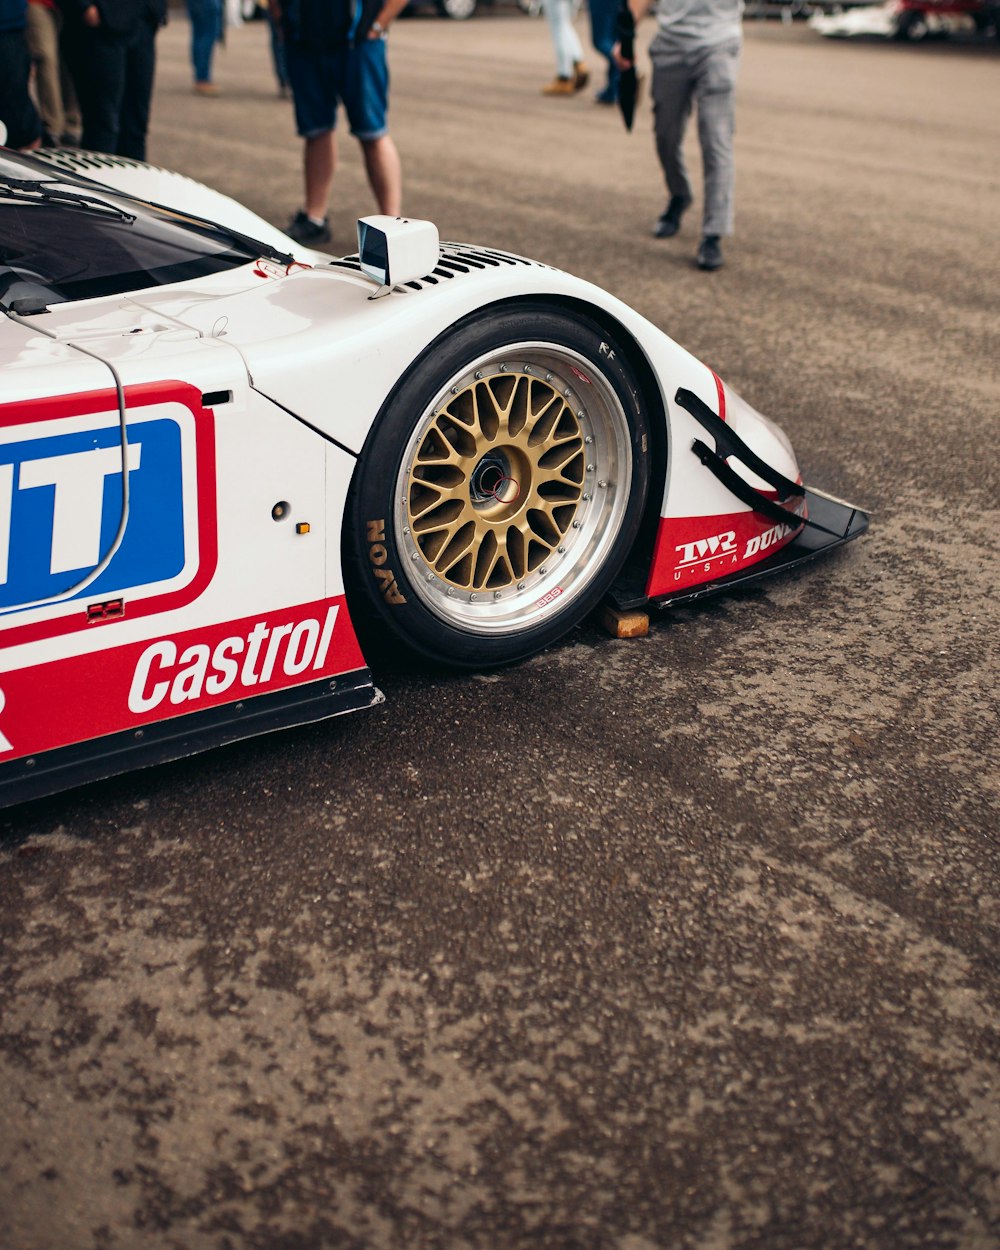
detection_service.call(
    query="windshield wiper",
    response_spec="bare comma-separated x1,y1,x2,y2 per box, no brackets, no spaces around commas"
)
1,171,295,267
55,176,296,265
0,177,136,222
124,200,295,266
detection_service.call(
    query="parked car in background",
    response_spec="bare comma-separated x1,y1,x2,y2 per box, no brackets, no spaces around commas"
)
809,0,999,37
406,0,487,18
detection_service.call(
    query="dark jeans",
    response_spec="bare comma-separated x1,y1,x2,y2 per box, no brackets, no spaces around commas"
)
268,9,287,88
70,20,157,160
0,28,42,149
185,0,222,84
588,0,620,96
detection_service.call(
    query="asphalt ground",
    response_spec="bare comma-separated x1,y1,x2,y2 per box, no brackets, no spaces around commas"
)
2,10,999,1250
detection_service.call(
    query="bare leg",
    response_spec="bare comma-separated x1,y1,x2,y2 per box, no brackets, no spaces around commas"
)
360,134,402,216
304,130,336,220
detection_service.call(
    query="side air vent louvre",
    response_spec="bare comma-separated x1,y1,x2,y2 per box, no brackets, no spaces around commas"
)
33,149,149,174
324,243,548,293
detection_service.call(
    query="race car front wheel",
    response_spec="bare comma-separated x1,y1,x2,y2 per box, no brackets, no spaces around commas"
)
344,303,651,668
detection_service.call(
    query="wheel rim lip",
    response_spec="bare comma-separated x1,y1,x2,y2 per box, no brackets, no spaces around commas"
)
393,341,633,636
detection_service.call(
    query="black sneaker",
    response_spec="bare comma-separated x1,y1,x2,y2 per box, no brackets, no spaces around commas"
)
286,210,331,247
696,235,724,271
653,195,690,239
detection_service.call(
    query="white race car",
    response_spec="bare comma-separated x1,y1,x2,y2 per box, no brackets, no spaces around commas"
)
0,147,867,806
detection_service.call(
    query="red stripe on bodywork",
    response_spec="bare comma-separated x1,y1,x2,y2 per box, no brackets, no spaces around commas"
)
0,596,364,761
645,505,804,599
713,371,727,422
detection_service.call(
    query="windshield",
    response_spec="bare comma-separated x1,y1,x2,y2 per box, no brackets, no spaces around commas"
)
0,149,280,310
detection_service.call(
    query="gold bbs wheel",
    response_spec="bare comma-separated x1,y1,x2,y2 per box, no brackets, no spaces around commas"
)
348,306,650,667
393,341,635,636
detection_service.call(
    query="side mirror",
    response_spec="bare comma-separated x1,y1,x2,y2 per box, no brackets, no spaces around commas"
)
356,215,440,293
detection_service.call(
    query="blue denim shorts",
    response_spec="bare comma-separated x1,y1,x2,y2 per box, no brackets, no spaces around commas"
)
285,38,389,141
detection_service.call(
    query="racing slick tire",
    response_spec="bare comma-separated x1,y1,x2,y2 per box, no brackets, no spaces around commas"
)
344,302,651,668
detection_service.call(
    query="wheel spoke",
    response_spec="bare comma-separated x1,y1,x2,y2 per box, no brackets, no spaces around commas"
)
407,366,588,593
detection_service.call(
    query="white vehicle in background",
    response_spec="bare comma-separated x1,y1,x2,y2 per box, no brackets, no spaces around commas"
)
809,0,998,37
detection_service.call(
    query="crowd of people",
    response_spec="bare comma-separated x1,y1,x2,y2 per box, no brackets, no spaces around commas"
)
0,0,742,271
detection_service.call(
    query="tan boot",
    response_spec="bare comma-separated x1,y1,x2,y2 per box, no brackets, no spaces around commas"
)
573,61,590,91
542,76,576,96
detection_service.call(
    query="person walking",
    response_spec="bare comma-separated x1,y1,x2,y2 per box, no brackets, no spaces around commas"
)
617,0,743,270
61,0,167,160
184,0,223,95
272,0,407,248
540,0,588,97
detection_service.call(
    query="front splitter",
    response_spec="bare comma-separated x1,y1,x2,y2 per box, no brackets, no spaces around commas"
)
608,489,869,612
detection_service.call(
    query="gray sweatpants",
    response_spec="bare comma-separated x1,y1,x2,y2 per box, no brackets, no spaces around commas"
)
649,37,741,238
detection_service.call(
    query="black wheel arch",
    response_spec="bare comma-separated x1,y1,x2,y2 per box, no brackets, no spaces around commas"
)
538,293,669,585
340,293,669,628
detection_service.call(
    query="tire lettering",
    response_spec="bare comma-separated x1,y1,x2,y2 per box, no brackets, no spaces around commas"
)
367,518,406,604
374,566,406,605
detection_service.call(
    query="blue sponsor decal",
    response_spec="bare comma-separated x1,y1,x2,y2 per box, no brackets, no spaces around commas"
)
0,418,186,611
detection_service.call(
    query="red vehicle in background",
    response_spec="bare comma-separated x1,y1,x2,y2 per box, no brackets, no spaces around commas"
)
892,0,999,37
